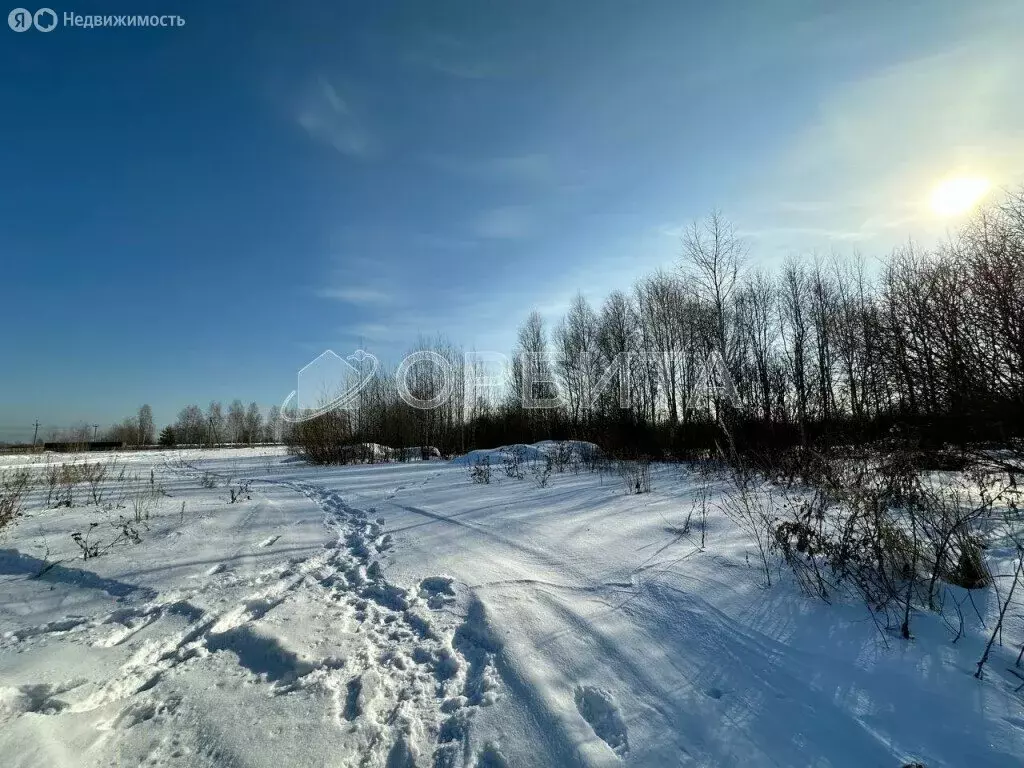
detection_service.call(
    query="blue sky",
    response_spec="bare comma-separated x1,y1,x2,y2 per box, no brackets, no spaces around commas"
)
2,0,1022,439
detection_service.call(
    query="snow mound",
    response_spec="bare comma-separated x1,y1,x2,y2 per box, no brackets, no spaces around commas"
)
400,445,443,461
449,440,602,466
451,444,544,466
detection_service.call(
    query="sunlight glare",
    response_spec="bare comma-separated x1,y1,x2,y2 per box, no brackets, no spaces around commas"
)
929,176,991,216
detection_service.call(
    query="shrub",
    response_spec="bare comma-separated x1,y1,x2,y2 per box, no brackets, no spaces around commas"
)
0,468,33,534
284,409,354,465
617,459,651,494
764,439,1011,637
551,442,573,473
948,537,989,589
531,455,552,488
230,480,252,503
912,449,972,472
503,447,525,479
72,525,100,559
131,491,151,523
469,456,491,484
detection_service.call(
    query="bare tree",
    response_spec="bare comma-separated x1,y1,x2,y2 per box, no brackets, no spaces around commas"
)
635,272,685,423
138,404,154,445
736,271,779,422
554,293,601,429
779,257,812,434
264,404,282,443
148,188,1024,467
597,290,644,419
206,401,224,447
226,400,246,444
680,210,747,364
175,405,205,445
244,402,263,444
509,311,559,438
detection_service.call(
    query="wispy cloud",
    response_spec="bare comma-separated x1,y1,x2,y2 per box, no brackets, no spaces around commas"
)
472,205,535,239
764,31,1024,249
425,153,553,185
737,226,871,244
774,201,842,215
656,223,686,239
338,318,447,350
345,322,391,340
297,76,376,159
315,287,393,305
407,33,511,80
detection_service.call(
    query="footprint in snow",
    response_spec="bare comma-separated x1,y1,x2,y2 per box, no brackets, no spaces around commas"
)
0,681,84,717
418,576,456,610
575,685,629,756
474,742,510,768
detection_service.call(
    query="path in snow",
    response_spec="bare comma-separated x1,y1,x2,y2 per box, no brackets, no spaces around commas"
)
212,452,1024,768
5,448,1024,767
1,456,506,768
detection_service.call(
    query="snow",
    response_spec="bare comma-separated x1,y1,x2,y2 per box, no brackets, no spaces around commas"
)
449,440,602,466
1,445,1023,766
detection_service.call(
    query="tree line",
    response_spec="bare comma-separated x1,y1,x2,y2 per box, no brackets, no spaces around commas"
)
292,187,1024,462
43,402,284,448
39,187,1024,461
160,401,283,446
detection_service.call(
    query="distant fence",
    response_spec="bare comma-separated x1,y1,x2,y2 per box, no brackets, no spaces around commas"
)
155,442,283,450
0,441,285,456
43,441,125,453
0,445,44,455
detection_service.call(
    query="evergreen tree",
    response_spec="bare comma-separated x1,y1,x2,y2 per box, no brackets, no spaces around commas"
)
158,425,176,447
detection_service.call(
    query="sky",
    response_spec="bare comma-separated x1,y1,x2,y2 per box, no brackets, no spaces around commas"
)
1,0,1022,439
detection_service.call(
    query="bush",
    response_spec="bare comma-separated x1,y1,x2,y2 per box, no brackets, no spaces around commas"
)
469,456,491,484
912,449,973,472
0,468,33,534
948,538,989,589
503,447,525,479
229,480,252,503
617,459,651,494
764,440,1012,636
531,455,552,488
284,410,354,465
551,442,573,473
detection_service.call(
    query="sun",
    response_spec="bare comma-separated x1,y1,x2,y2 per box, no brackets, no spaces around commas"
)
929,176,991,217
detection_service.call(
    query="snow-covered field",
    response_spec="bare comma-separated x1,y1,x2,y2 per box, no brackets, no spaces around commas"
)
2,446,1023,767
